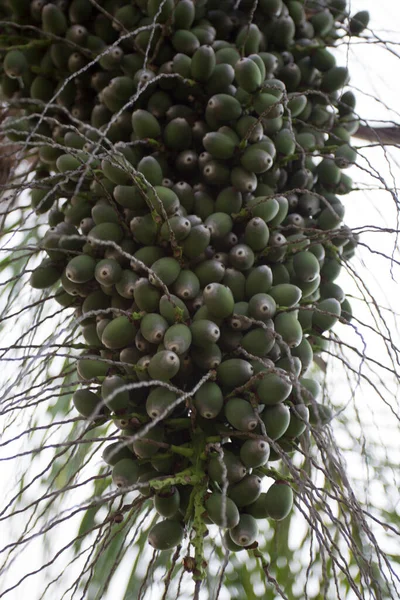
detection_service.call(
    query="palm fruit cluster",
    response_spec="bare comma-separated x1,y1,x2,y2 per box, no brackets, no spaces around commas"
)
2,0,366,566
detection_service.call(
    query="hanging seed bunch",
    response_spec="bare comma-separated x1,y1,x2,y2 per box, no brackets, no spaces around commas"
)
2,0,368,573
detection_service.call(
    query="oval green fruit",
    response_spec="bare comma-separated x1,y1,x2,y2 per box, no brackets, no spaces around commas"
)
148,519,184,551
205,493,240,529
229,514,258,547
265,482,293,520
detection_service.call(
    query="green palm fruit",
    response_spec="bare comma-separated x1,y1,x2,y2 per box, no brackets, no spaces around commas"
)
174,0,195,29
206,63,235,95
299,377,322,404
154,487,180,518
269,284,302,308
215,47,241,67
202,132,236,160
256,371,292,405
221,269,246,303
134,279,161,312
248,293,276,322
236,21,262,53
82,322,102,348
54,287,75,308
193,381,223,419
228,244,254,271
191,343,222,370
320,256,342,282
222,530,245,552
202,283,234,319
240,438,270,469
276,356,302,378
77,356,109,381
172,269,200,300
140,313,169,345
132,425,165,458
30,260,62,289
244,266,273,299
312,298,341,333
163,324,192,355
205,493,240,529
218,324,243,352
341,297,353,323
284,404,310,438
136,156,163,187
101,316,136,350
146,90,172,119
160,216,191,242
236,116,263,144
190,320,220,347
42,3,67,35
261,403,291,440
291,337,313,374
310,8,334,36
94,259,122,286
159,293,189,324
246,196,279,223
349,10,369,35
102,442,134,466
224,398,258,432
240,147,273,175
88,223,124,245
274,312,303,348
171,29,200,54
228,474,262,508
293,251,320,283
149,257,181,287
242,324,275,357
321,66,349,93
148,350,180,381
243,218,269,252
230,166,257,194
208,450,247,485
80,290,110,318
136,355,151,381
191,189,213,221
133,247,165,270
213,188,241,215
203,214,233,241
113,185,146,210
72,389,103,419
264,481,294,520
102,375,130,412
229,514,258,547
163,117,192,151
234,57,262,93
113,4,140,28
190,45,216,82
114,270,138,300
194,259,225,287
274,128,296,156
147,186,181,216
96,319,111,342
4,49,28,79
217,358,254,389
148,519,184,551
207,93,242,123
201,159,230,186
131,109,161,139
308,403,333,426
112,458,140,488
146,387,178,419
246,492,271,519
320,282,345,304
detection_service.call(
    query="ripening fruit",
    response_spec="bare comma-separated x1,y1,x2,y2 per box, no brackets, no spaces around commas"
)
229,514,258,547
217,359,254,388
102,375,130,412
205,493,240,529
264,482,294,520
349,10,370,35
203,283,234,319
256,372,292,405
30,261,62,289
312,298,341,333
140,313,169,345
284,404,310,438
148,519,185,551
4,50,28,79
131,425,165,459
65,255,96,284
